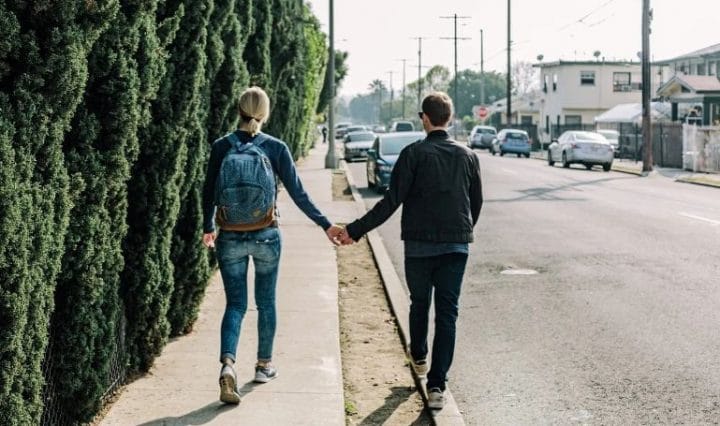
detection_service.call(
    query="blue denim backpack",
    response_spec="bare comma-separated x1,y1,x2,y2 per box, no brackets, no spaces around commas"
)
215,132,276,229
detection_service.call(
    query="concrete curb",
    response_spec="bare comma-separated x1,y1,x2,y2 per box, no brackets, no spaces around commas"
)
341,161,466,426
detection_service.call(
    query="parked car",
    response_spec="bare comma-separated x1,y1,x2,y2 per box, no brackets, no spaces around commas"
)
334,122,351,139
366,131,425,192
595,129,620,157
490,129,531,157
389,120,415,132
372,124,387,133
547,130,614,171
468,125,497,149
343,131,376,161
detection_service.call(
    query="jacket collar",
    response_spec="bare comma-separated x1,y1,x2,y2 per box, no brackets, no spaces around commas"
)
426,129,450,140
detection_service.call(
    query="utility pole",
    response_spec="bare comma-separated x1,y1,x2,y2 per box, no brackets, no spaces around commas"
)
324,0,336,169
440,13,471,139
412,37,424,110
480,29,485,105
387,70,394,120
641,0,653,173
397,59,407,118
506,0,512,126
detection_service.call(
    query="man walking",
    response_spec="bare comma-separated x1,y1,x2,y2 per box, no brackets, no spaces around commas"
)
339,91,483,409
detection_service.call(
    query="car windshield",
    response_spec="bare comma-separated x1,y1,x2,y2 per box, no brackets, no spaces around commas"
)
506,132,527,140
347,132,375,142
381,135,420,155
575,132,608,143
477,128,496,135
597,131,618,141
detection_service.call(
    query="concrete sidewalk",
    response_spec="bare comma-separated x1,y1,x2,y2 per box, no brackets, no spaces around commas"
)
101,144,359,425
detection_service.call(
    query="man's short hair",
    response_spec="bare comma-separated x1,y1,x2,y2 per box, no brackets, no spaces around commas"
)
421,92,454,126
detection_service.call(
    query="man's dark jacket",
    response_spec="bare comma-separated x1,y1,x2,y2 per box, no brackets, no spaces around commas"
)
346,130,483,243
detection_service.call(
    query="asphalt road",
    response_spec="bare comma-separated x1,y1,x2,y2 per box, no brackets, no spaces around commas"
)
346,150,720,425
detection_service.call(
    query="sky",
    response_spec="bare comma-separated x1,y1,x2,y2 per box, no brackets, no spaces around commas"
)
305,0,720,97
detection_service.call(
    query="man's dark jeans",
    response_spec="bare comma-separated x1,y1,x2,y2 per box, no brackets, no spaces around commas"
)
405,252,468,391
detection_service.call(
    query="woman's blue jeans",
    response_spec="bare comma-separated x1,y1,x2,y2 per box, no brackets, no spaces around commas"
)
216,227,281,363
405,252,468,391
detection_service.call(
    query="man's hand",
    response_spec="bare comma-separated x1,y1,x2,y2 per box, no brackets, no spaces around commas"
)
338,228,355,245
325,224,344,246
202,232,216,248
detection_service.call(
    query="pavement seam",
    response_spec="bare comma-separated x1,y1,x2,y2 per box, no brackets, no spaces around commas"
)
341,160,466,426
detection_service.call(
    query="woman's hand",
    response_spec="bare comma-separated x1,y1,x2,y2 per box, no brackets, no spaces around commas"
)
202,232,216,248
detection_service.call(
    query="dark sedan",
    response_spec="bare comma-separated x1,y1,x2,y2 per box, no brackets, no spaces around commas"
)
366,131,425,192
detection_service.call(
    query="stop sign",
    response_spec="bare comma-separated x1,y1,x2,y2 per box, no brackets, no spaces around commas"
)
477,105,489,119
473,105,489,120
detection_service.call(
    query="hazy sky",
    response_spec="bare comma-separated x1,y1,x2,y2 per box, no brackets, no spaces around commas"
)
305,0,720,97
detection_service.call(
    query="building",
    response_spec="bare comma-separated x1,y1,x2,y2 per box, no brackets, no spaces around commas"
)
655,43,720,125
533,60,665,139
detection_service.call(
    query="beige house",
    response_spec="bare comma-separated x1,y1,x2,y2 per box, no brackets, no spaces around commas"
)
533,60,666,138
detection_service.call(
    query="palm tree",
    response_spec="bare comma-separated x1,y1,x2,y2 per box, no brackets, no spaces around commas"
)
368,79,386,122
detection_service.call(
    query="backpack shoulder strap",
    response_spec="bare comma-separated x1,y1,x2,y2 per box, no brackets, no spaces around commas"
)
251,132,271,147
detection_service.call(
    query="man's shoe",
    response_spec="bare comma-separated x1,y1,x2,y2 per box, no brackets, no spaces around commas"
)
410,358,428,377
253,363,278,383
219,364,241,404
427,387,445,410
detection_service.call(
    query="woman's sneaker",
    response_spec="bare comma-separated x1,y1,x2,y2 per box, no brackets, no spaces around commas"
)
410,358,428,377
219,364,241,404
253,363,278,383
427,387,445,409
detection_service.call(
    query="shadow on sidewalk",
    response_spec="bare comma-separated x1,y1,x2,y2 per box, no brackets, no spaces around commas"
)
358,386,432,426
137,381,260,426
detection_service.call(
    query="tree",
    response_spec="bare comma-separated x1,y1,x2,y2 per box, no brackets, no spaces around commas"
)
0,2,115,423
448,69,507,118
368,79,388,123
511,61,539,97
121,0,211,373
317,49,349,116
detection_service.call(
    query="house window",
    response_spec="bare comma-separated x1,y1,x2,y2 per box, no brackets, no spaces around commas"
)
710,62,716,77
613,72,631,92
697,63,706,75
543,74,548,93
553,74,558,91
680,63,687,74
521,115,533,125
565,115,582,125
580,71,595,86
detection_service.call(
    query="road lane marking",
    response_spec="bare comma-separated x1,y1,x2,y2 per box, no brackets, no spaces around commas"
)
679,212,720,226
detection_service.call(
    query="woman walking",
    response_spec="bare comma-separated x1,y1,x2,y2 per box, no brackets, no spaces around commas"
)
201,86,342,404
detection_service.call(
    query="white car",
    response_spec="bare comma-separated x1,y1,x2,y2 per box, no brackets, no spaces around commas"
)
548,131,614,171
595,129,620,157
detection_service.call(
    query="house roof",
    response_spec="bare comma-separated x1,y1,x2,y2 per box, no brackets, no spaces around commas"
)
657,74,720,96
655,43,720,64
594,102,671,124
533,60,639,68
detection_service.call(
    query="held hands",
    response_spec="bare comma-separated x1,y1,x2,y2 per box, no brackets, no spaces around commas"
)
326,224,356,246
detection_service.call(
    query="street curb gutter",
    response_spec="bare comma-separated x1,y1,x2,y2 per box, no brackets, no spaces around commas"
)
341,161,466,426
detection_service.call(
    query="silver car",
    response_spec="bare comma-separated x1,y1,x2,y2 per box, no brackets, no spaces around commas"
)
468,125,497,149
343,131,376,161
548,131,614,171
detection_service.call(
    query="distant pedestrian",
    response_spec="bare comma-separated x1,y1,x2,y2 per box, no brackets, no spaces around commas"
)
201,86,343,404
321,125,328,143
338,91,483,410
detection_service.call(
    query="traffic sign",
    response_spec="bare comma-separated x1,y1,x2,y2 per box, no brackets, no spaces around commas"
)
473,105,489,120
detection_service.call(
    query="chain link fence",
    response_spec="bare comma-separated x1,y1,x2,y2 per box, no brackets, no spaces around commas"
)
40,313,127,425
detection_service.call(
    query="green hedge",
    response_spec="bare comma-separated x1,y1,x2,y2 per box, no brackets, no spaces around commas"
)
1,1,338,423
0,2,114,423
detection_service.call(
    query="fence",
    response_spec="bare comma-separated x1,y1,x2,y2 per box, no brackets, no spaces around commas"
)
537,122,684,168
40,314,127,425
683,125,720,173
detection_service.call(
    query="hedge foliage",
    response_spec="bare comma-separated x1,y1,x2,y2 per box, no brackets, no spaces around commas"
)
0,0,333,423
